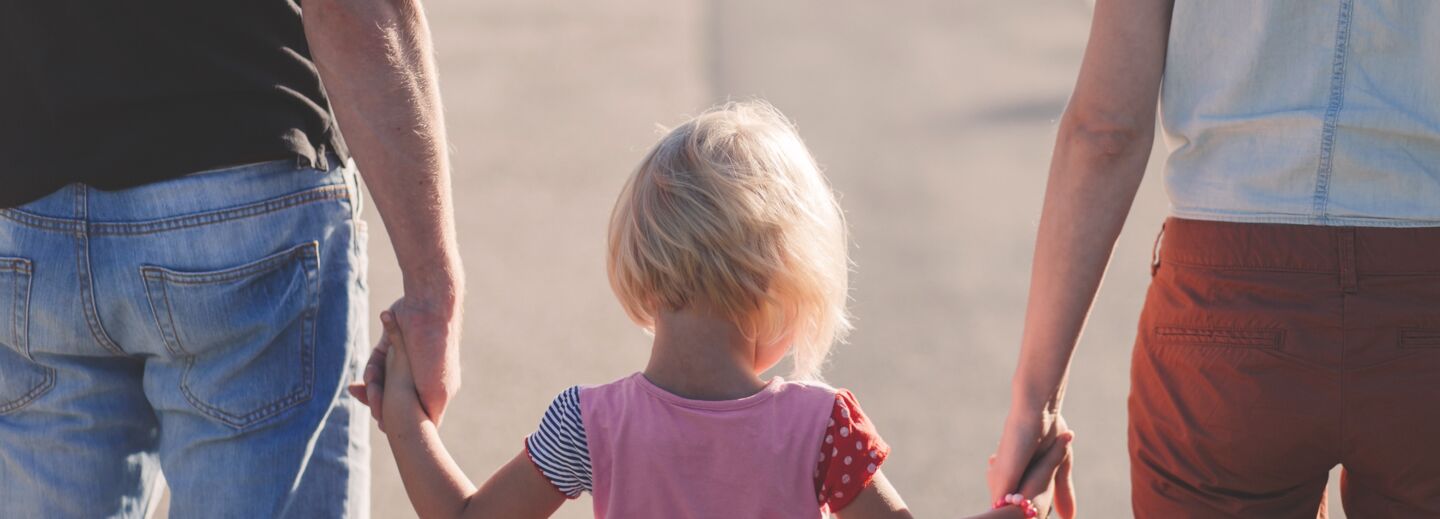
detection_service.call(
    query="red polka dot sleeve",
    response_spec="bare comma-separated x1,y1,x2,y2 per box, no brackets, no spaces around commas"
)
815,389,890,513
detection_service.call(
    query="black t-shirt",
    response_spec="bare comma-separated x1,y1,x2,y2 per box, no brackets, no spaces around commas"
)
0,1,348,208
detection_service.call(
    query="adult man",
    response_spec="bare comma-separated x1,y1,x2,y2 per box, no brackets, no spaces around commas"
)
0,0,462,516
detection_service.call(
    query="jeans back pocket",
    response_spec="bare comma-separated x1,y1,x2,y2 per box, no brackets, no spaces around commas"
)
0,257,53,414
142,242,320,428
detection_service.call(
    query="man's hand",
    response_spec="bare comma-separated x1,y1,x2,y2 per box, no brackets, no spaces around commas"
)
350,293,461,427
989,411,1075,518
387,293,462,422
304,0,464,425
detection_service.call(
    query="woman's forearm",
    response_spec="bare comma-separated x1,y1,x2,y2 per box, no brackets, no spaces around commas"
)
1011,117,1151,414
1009,0,1173,415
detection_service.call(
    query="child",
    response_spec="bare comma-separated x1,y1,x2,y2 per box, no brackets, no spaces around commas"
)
357,101,1072,518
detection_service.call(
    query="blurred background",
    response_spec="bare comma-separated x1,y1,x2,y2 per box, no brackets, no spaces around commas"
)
327,1,1343,517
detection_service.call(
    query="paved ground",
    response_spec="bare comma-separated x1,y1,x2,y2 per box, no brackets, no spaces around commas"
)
358,1,1352,517
168,1,1350,517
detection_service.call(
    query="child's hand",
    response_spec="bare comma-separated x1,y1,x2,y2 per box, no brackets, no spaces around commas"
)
347,325,390,427
1000,431,1074,518
379,310,431,431
347,311,432,432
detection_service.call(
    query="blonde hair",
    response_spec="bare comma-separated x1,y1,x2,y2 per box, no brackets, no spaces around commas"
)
607,101,851,381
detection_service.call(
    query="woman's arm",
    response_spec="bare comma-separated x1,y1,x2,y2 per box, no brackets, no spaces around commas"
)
381,313,566,519
987,0,1174,514
840,433,1072,519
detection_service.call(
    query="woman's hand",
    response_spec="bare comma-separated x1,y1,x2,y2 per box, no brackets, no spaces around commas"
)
989,412,1074,518
1012,431,1075,518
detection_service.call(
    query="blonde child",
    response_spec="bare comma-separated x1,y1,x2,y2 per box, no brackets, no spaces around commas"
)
357,101,1072,518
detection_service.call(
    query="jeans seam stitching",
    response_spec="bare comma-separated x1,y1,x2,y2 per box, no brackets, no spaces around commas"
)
0,209,82,233
157,280,187,356
92,186,349,236
0,186,348,234
16,259,32,360
73,189,126,356
0,367,54,414
11,261,19,357
142,245,318,285
0,259,50,414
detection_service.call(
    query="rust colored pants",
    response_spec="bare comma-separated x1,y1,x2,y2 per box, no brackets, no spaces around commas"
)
1129,218,1440,518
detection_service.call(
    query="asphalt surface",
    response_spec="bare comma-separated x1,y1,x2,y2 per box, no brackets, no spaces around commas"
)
167,1,1350,517
364,1,1352,518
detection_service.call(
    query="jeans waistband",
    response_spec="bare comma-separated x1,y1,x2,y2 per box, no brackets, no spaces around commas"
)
1160,217,1440,275
1,156,353,233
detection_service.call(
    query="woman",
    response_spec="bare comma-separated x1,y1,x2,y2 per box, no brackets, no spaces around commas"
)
988,0,1440,517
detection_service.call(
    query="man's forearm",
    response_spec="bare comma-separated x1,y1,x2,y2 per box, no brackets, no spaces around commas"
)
303,0,462,297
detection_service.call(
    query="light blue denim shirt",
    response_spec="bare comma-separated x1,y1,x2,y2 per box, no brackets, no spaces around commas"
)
1161,0,1440,227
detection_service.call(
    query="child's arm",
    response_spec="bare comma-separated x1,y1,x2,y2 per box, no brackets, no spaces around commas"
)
381,312,567,519
836,432,1073,519
834,470,914,518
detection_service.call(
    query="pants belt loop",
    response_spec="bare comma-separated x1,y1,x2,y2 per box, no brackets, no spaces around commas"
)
1338,228,1358,293
1150,221,1167,277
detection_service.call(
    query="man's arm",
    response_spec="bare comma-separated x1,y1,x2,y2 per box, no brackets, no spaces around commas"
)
303,0,464,423
987,0,1173,515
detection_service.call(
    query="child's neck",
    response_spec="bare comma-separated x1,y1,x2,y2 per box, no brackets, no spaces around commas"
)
642,308,769,401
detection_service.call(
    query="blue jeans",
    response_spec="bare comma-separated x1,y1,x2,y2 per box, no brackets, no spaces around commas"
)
0,159,370,518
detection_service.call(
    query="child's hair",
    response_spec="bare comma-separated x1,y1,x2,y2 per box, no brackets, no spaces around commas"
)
607,100,851,380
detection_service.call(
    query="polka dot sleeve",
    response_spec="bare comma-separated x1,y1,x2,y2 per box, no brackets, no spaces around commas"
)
815,389,890,513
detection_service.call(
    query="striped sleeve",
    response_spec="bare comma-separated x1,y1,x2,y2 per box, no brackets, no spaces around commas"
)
524,386,592,498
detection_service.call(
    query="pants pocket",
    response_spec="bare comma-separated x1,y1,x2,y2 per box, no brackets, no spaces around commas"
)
1152,325,1285,349
141,242,320,429
1399,329,1440,349
0,257,53,414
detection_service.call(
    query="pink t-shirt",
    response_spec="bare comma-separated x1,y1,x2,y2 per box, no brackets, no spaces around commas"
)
524,373,890,518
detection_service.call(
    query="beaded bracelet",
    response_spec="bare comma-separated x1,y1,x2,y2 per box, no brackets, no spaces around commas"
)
992,493,1039,518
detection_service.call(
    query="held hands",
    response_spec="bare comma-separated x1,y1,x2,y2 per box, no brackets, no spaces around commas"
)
349,310,430,432
989,431,1074,519
348,293,462,427
989,410,1076,518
